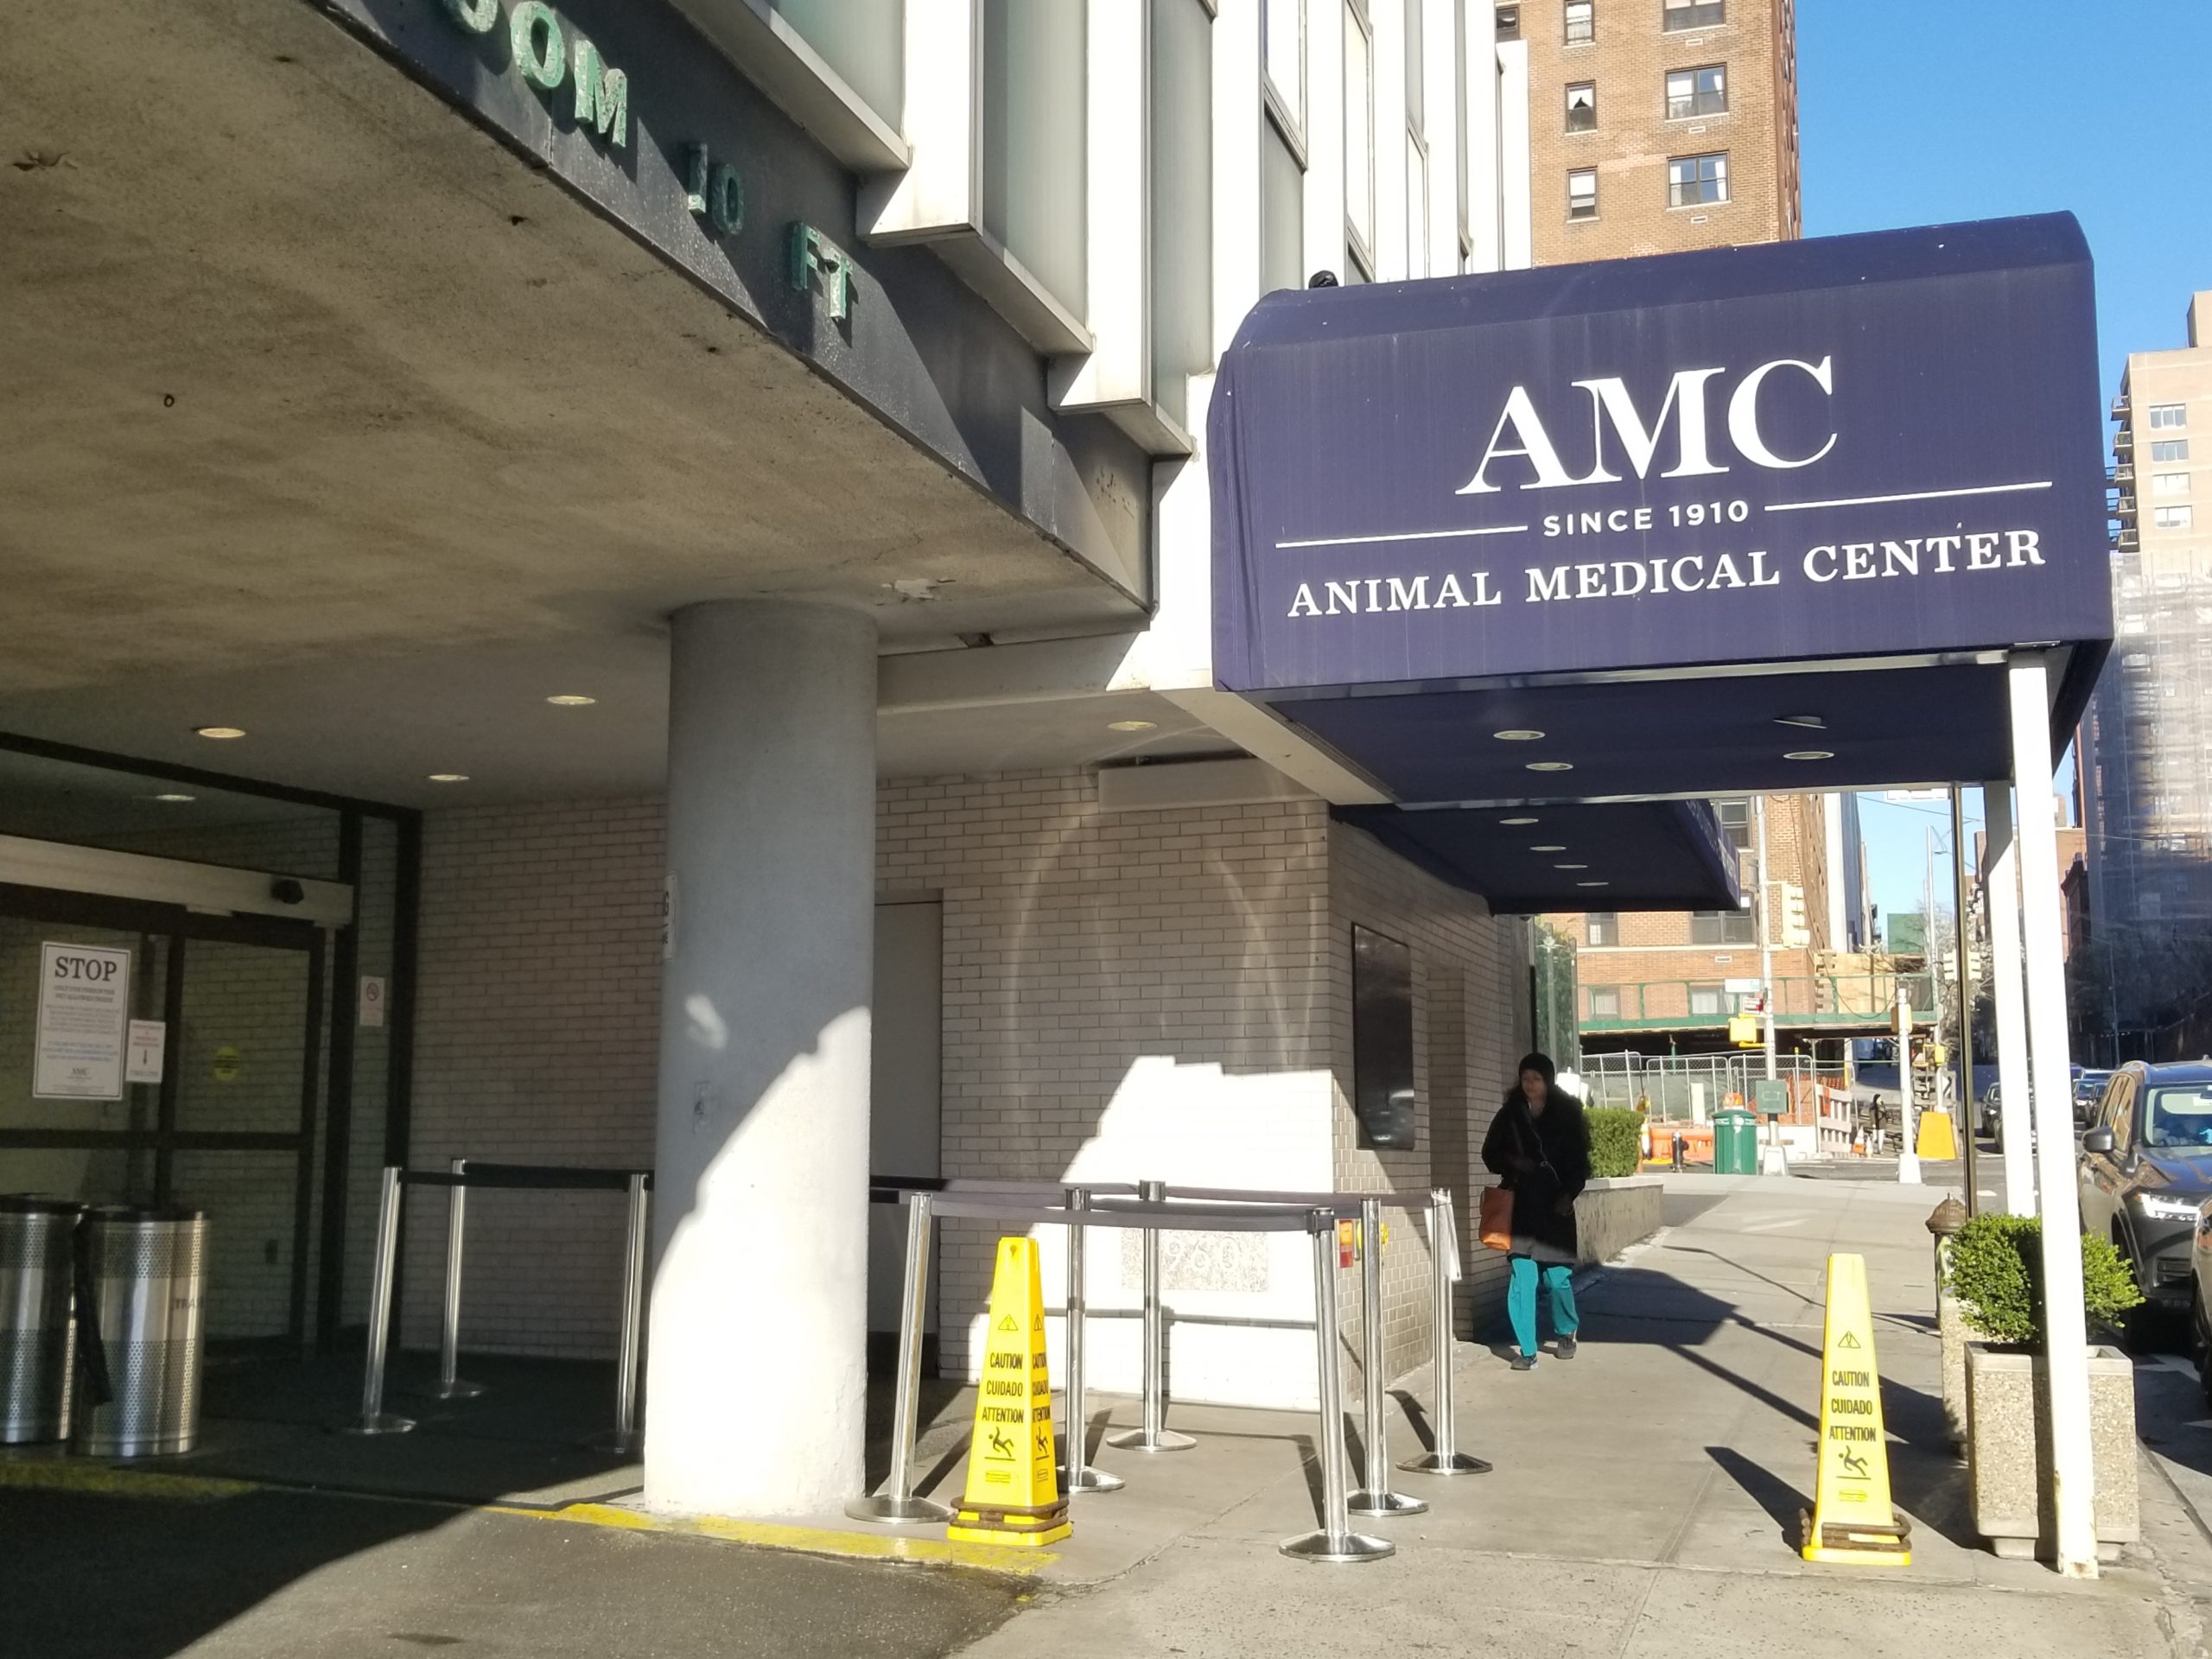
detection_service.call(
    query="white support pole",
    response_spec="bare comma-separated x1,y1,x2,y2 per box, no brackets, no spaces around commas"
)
2010,653,2099,1579
1985,783,2037,1217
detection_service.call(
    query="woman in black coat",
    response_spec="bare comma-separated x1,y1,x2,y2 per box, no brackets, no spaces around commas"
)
1481,1052,1592,1370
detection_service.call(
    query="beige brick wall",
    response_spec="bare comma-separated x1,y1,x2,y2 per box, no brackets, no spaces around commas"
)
1527,0,1799,265
1327,821,1531,1383
389,775,1533,1411
403,799,664,1358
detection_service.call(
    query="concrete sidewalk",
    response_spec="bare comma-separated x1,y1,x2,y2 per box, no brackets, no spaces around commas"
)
950,1174,2212,1657
15,1173,2212,1656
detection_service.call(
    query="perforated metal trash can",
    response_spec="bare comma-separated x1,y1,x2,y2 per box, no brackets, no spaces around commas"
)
71,1205,207,1458
1,1197,80,1445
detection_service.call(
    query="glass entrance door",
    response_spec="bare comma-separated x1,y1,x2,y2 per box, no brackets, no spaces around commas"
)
0,887,326,1345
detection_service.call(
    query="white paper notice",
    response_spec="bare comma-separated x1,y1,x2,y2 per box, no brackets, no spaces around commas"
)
35,942,132,1100
358,976,387,1029
126,1020,167,1085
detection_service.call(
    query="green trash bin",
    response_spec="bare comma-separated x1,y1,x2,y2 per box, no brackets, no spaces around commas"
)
1713,1108,1759,1175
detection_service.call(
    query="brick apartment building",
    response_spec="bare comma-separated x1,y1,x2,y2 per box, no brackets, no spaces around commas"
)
1547,793,1870,1058
1515,0,1802,265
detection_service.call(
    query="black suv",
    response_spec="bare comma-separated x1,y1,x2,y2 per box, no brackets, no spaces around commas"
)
2078,1061,2212,1340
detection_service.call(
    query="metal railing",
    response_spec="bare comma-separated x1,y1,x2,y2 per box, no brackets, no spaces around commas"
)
342,1162,652,1451
855,1178,1481,1563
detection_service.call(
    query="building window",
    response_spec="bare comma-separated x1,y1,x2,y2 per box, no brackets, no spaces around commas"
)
1566,82,1597,132
1565,0,1594,43
1586,911,1618,946
1495,3,1522,41
2152,439,2191,463
1688,982,1728,1016
1262,107,1305,296
2155,472,2192,497
2155,505,2196,530
1663,0,1725,28
1588,987,1622,1018
1714,798,1751,852
2151,404,2189,430
1567,168,1599,219
1668,151,1728,207
1345,2,1375,265
1691,908,1755,945
1264,0,1306,134
1665,64,1726,118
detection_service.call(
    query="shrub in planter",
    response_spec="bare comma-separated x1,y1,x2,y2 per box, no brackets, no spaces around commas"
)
1585,1108,1643,1179
1945,1212,2145,1561
1944,1212,2143,1344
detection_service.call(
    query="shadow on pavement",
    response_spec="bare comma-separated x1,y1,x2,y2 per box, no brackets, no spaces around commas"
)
1707,1444,1806,1546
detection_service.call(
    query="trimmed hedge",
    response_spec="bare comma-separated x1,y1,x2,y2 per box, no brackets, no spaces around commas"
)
1586,1107,1644,1179
1943,1211,2143,1345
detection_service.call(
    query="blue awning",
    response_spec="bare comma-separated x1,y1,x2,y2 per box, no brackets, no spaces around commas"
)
1338,798,1742,916
1208,214,2114,909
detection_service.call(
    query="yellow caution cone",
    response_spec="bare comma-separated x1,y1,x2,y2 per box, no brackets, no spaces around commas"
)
1801,1252,1911,1566
948,1236,1071,1548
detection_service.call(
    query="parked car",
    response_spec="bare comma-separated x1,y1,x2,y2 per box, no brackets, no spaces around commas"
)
2192,1205,2212,1404
1980,1081,2037,1153
2074,1068,2113,1128
2080,1061,2212,1346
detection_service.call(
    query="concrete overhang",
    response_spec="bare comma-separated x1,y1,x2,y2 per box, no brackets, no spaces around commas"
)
0,0,1162,801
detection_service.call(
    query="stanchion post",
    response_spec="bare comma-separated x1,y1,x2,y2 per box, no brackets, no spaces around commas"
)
341,1165,416,1435
847,1192,955,1524
1281,1211,1393,1562
1061,1186,1123,1494
588,1172,649,1455
1108,1179,1196,1452
1402,1189,1491,1476
1348,1198,1426,1516
431,1157,486,1402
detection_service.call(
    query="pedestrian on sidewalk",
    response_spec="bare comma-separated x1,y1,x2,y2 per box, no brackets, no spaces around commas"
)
1483,1052,1592,1370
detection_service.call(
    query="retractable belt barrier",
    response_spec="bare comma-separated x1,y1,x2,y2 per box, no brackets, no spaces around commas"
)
856,1178,1489,1562
341,1162,652,1452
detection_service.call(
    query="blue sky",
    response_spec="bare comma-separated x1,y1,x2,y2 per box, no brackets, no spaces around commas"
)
1796,0,2211,923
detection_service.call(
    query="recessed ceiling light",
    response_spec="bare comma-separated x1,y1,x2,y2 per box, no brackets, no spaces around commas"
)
545,694,597,707
1107,719,1157,733
427,772,470,783
1531,844,1567,853
1555,862,1588,870
1577,880,1610,888
194,726,246,741
1783,749,1835,762
1526,761,1574,772
150,792,194,804
1492,728,1546,741
1500,816,1539,826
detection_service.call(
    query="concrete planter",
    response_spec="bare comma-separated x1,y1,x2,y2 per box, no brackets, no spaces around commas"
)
1571,1176,1663,1266
1964,1343,2139,1561
1937,1294,1983,1451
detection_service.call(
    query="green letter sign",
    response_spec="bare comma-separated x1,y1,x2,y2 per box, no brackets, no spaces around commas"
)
510,2,565,90
571,38,629,147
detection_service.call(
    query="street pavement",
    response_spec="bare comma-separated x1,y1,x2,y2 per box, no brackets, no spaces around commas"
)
949,1173,2212,1658
10,1169,2212,1656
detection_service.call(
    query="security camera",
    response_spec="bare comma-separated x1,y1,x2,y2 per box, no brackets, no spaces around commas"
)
270,878,305,906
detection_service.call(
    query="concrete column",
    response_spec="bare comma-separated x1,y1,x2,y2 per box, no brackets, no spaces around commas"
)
2009,653,2098,1578
645,601,878,1518
1984,783,2036,1217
